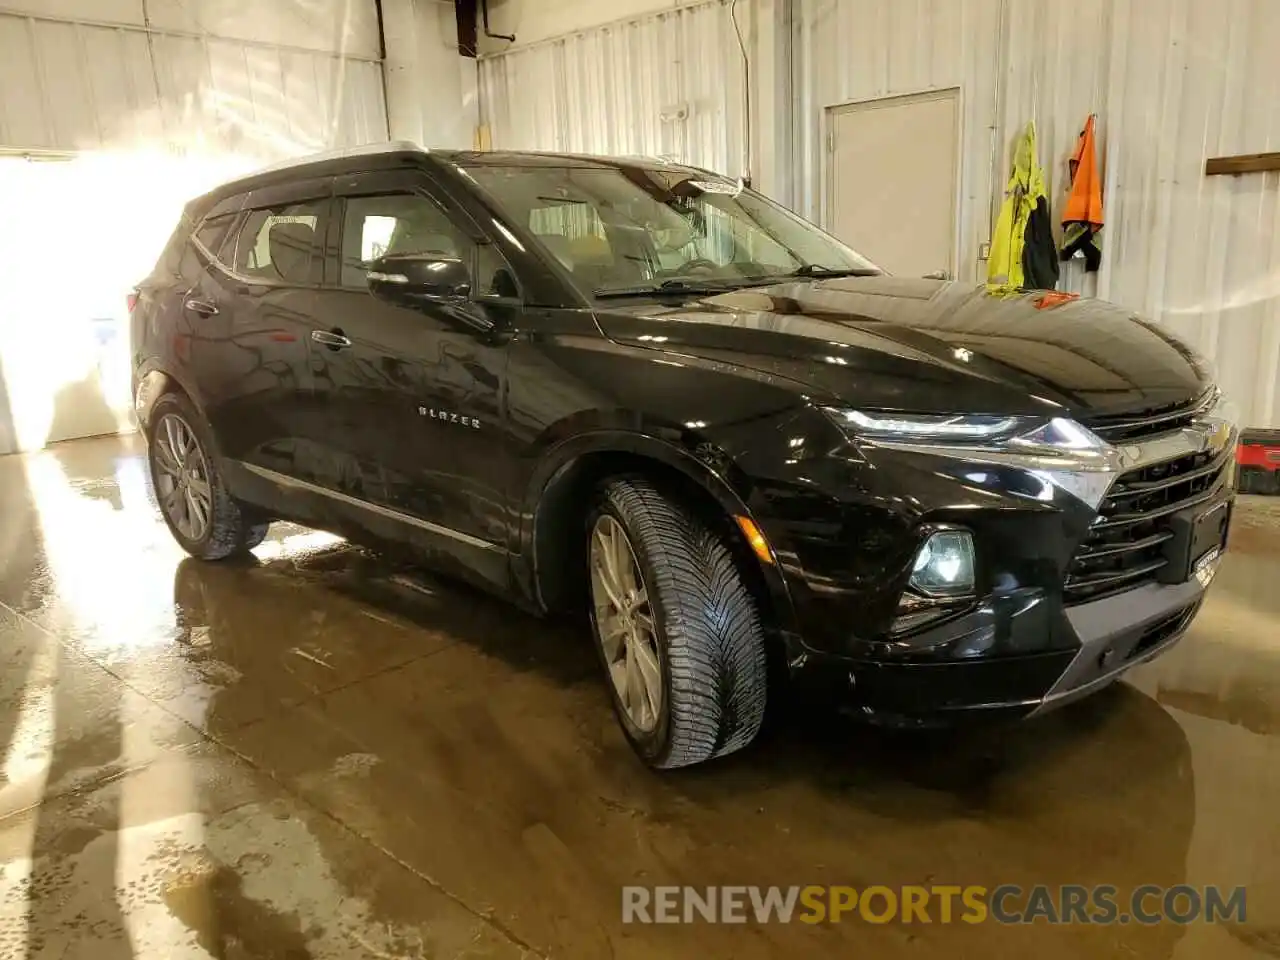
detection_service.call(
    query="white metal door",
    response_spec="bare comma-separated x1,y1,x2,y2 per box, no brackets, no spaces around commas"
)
827,88,960,278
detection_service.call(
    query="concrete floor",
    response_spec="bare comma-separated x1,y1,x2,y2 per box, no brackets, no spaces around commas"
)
0,435,1277,959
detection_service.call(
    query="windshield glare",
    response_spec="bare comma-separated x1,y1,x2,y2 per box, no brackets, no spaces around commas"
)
462,164,881,294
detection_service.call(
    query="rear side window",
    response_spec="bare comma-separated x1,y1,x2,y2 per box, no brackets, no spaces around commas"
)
193,213,238,259
231,200,327,285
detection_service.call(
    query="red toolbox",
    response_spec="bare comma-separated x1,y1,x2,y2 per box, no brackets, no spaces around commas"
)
1238,430,1280,494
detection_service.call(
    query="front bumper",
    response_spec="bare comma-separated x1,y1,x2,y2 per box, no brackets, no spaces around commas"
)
1033,575,1207,713
799,574,1210,726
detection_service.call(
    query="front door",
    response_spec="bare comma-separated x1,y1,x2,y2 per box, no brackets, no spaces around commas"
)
306,172,516,577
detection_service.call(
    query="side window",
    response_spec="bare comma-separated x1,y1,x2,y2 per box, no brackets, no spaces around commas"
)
193,213,238,260
231,200,326,285
475,243,520,300
339,193,470,289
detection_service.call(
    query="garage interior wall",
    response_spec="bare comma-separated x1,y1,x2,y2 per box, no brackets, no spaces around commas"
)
477,1,747,181
796,0,1280,431
0,0,385,156
383,0,478,149
0,0,387,454
478,0,702,48
480,0,1280,430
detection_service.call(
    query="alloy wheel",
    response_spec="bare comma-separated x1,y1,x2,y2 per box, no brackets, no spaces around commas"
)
589,515,663,732
153,413,214,542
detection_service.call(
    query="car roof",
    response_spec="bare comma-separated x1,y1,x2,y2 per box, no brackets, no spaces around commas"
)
442,149,706,172
248,140,429,177
187,143,721,217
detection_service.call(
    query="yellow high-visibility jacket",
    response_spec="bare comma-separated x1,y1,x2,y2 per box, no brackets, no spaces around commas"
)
988,122,1057,291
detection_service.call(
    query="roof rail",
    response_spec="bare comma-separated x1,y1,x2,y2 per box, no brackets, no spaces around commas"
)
250,140,427,177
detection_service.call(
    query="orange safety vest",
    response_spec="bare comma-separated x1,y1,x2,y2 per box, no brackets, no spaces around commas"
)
1061,115,1104,270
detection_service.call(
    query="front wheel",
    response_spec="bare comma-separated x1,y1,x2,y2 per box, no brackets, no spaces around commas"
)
587,476,768,769
147,393,269,560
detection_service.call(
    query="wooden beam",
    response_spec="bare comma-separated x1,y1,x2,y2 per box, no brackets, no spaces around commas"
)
1205,152,1280,176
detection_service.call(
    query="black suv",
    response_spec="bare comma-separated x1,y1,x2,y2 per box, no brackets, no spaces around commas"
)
132,143,1236,768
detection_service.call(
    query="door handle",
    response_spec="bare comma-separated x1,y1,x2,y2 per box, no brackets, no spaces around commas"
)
184,298,219,317
311,328,352,350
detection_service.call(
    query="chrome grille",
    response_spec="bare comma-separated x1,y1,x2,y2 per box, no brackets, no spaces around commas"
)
1064,445,1234,604
1088,390,1213,444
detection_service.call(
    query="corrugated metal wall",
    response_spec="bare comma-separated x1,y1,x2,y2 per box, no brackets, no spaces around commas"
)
1097,0,1280,432
478,1,743,174
0,8,386,158
0,2,387,454
794,0,1280,428
792,0,1002,276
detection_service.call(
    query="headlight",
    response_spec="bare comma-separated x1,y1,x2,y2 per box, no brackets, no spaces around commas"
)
1008,417,1108,452
822,408,1121,508
1203,386,1240,431
826,409,1021,441
823,408,1110,457
909,531,975,597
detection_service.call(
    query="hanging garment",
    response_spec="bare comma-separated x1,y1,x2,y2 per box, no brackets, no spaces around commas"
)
1023,194,1060,290
988,122,1059,291
1060,114,1104,271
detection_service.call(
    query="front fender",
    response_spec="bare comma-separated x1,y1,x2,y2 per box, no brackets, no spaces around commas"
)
515,421,804,647
519,428,753,546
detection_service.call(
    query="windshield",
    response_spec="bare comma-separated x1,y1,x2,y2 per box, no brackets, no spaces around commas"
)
462,163,881,295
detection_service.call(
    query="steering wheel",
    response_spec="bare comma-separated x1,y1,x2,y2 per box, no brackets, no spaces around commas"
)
676,258,721,276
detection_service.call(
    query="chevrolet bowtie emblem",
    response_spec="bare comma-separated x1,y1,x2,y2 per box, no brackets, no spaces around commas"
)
1207,421,1231,453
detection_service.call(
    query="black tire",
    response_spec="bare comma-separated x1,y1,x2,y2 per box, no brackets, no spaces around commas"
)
146,392,269,560
242,524,270,551
588,476,768,769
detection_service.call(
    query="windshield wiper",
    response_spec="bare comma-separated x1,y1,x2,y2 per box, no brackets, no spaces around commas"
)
594,278,735,297
779,264,882,279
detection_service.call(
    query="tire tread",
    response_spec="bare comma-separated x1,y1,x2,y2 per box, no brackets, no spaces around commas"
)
598,476,767,769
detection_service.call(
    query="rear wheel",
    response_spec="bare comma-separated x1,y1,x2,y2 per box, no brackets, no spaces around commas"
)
147,393,269,560
587,476,768,769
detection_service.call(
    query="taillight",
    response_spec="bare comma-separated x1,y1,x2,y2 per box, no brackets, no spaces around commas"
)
127,289,139,314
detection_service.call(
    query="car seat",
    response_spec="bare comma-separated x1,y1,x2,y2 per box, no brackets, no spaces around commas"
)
268,221,316,284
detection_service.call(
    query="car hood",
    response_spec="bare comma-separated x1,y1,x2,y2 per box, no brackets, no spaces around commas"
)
592,277,1209,419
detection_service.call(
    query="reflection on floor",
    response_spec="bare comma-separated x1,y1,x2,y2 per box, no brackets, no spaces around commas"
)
0,434,1277,959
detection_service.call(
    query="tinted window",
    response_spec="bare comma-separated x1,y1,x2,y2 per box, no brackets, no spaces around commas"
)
193,213,237,259
465,164,880,294
339,193,469,289
476,243,520,299
232,201,326,285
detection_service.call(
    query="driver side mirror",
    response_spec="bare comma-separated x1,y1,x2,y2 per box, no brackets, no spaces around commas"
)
366,253,471,305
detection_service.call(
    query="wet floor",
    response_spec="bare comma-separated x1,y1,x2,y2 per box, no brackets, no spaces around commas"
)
0,434,1277,958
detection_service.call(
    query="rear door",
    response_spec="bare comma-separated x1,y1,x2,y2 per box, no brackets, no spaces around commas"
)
185,178,331,489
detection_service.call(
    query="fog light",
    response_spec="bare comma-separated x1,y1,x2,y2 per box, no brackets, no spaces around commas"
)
909,531,975,597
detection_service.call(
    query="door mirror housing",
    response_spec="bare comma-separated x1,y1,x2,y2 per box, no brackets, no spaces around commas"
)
367,253,471,304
